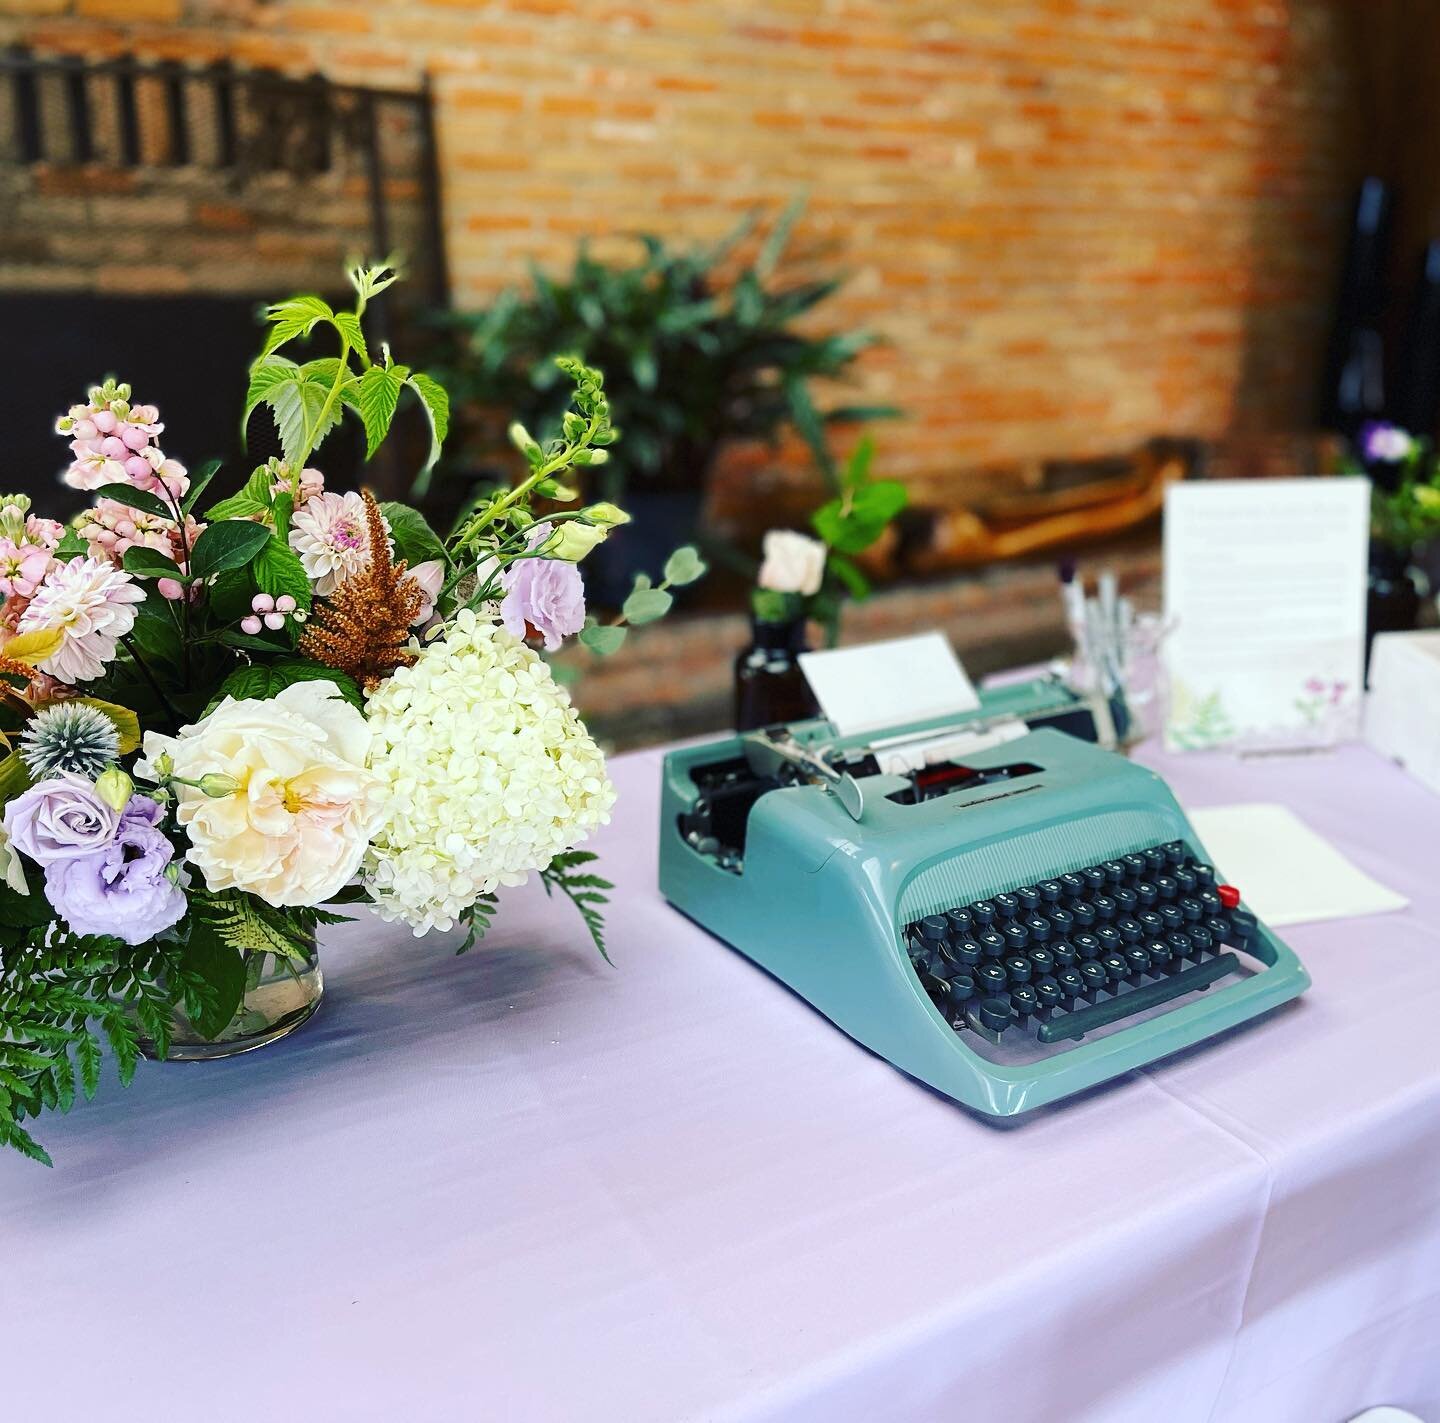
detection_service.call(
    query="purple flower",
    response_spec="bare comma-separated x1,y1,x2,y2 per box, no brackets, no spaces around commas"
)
1360,422,1415,463
499,525,586,651
2,773,119,866
43,794,186,946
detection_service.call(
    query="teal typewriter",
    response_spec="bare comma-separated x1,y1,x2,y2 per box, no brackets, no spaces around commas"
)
658,676,1310,1116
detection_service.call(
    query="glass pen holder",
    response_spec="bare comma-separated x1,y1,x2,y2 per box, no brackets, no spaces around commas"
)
1066,612,1171,750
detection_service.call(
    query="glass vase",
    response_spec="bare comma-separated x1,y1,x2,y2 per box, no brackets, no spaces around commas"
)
140,940,323,1062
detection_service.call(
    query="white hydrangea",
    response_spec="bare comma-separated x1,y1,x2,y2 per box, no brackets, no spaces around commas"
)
362,609,616,935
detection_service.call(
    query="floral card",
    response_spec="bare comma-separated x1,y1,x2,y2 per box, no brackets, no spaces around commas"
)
1162,477,1370,752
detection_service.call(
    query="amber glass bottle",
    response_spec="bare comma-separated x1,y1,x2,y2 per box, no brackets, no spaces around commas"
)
734,615,820,731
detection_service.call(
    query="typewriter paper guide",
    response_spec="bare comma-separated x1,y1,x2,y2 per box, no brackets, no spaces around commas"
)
798,632,981,737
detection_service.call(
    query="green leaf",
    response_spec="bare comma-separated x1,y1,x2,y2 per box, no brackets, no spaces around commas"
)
0,880,52,929
53,527,88,561
127,596,184,664
751,587,804,624
95,483,174,521
786,376,838,492
213,662,362,710
622,586,673,625
178,921,248,1040
0,753,30,805
219,629,288,653
208,567,256,624
812,479,908,554
406,372,451,494
253,536,312,614
263,361,352,467
121,546,183,579
242,356,299,441
662,545,706,586
826,551,870,599
755,190,805,279
579,620,627,655
206,465,274,523
189,520,274,579
260,294,334,358
182,457,223,514
331,310,368,364
843,433,875,490
357,363,408,460
380,502,447,569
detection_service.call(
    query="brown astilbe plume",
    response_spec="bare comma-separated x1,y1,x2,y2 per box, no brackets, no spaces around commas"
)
298,489,424,690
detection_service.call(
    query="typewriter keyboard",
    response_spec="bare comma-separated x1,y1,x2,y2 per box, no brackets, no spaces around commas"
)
904,841,1259,1052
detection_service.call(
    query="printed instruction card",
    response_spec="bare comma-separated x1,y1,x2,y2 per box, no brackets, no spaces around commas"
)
1163,476,1370,752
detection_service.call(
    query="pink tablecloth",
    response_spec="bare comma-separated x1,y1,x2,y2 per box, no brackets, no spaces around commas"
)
2,740,1438,1422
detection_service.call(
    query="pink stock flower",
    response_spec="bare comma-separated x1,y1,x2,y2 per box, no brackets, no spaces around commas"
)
76,499,204,572
0,540,53,600
56,383,188,499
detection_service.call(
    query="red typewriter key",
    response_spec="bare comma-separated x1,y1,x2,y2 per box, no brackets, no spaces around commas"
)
1217,884,1241,910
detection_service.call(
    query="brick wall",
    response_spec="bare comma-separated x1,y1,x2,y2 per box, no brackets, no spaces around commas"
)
4,0,1360,509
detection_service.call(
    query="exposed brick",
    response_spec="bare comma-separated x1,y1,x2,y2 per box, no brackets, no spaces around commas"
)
3,0,1358,726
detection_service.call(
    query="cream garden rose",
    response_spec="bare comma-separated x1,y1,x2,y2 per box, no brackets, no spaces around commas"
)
757,529,826,597
137,680,382,907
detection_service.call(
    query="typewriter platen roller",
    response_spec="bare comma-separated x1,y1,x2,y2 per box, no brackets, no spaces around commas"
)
658,676,1309,1117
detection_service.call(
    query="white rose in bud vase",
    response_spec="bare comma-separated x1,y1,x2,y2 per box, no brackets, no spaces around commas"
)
757,529,827,597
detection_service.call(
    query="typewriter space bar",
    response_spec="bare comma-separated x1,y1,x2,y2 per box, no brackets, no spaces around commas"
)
1038,953,1241,1044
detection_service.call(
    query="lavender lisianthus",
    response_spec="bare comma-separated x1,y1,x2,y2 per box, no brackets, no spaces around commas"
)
43,795,186,945
499,524,586,651
2,773,119,865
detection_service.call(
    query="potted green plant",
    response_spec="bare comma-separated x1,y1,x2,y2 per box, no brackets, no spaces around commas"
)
430,199,895,600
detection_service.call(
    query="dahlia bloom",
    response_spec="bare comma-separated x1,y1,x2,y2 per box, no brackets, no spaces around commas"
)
136,680,383,908
16,557,144,683
363,610,616,934
289,490,382,596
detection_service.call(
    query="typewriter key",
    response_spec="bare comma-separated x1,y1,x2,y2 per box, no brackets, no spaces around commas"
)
978,929,1007,957
975,961,1008,995
1017,885,1042,911
1002,922,1030,951
1003,953,1033,984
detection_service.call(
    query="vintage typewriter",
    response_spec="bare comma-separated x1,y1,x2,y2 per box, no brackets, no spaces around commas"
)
658,676,1310,1116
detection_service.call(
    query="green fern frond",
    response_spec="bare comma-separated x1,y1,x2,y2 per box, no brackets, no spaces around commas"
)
541,850,614,965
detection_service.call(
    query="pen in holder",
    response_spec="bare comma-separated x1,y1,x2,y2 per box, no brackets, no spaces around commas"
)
1058,562,1170,747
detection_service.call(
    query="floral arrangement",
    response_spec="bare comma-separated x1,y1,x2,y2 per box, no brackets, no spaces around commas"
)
0,265,704,1165
1351,422,1440,551
749,435,906,642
